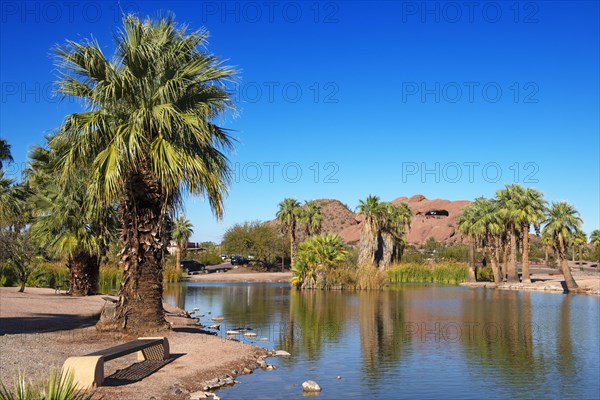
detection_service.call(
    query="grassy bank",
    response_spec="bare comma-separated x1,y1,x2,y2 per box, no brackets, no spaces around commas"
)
0,261,184,293
387,262,468,285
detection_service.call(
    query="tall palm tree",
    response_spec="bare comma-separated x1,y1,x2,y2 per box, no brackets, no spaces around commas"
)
379,202,412,270
172,216,194,271
357,195,382,267
542,202,582,292
470,197,504,283
299,201,323,237
496,184,525,284
27,145,115,296
277,198,301,269
457,202,479,283
0,138,13,169
51,15,236,332
512,187,546,283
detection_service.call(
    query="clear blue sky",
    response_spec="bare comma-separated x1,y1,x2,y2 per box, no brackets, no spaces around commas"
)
1,1,598,242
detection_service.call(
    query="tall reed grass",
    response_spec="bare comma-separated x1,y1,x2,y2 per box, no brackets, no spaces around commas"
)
387,262,468,285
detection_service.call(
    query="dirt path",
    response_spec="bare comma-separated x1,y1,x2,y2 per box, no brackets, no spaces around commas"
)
0,287,266,399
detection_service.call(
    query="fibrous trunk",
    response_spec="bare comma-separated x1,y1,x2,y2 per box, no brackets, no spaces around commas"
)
521,226,531,283
379,232,394,271
558,233,579,292
507,230,519,283
97,167,169,333
467,239,476,282
68,251,99,296
358,217,378,267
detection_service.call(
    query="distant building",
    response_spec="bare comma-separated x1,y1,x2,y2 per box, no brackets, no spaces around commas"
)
166,242,206,255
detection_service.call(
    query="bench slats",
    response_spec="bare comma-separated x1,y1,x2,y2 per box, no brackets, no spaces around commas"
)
87,339,163,361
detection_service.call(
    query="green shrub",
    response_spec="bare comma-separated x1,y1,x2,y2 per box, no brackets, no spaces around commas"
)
476,267,494,282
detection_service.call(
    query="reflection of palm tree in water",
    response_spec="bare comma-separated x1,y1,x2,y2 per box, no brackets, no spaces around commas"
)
558,295,574,377
359,290,405,380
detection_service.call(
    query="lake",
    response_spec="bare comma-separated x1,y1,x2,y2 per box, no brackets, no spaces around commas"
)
164,283,600,399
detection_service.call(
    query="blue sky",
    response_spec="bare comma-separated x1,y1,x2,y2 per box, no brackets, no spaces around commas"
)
1,1,598,242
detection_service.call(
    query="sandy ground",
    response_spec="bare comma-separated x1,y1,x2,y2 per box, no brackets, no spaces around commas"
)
0,287,266,399
188,267,292,283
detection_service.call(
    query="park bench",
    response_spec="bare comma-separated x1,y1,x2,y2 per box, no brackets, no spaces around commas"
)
62,337,169,389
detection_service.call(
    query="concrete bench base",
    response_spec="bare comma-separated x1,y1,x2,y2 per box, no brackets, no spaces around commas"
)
62,337,169,389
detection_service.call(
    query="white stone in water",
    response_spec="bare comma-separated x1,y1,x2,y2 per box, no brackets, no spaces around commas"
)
193,307,200,312
302,380,321,392
259,337,269,341
226,330,240,335
275,350,291,357
212,316,224,321
244,332,257,337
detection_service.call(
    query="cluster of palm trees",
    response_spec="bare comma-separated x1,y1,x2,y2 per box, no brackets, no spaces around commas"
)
1,15,237,332
356,195,412,271
458,184,587,292
276,198,324,269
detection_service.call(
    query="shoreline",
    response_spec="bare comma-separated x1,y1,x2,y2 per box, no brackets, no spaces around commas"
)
460,274,600,296
0,287,268,400
187,270,292,283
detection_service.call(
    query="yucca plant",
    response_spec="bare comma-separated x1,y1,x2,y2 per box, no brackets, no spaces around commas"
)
0,369,96,400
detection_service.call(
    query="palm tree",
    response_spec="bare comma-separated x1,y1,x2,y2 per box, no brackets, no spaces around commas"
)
172,216,194,271
512,187,546,283
496,184,525,284
292,233,348,289
457,202,479,283
591,230,600,264
277,198,301,270
51,15,236,332
27,145,115,296
542,202,582,292
357,195,382,267
470,197,504,283
0,172,23,225
299,201,323,237
379,202,412,270
0,138,13,169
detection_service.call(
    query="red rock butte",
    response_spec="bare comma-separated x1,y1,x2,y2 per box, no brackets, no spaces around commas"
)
271,195,472,247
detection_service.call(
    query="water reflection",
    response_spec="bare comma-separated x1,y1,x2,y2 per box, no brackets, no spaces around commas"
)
166,283,600,399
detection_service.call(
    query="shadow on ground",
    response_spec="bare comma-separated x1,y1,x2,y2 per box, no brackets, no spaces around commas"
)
0,313,99,335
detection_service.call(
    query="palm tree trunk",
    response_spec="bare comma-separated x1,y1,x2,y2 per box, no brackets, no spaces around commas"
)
379,232,394,271
68,251,99,296
571,245,575,262
176,247,181,271
97,168,169,333
558,233,579,292
501,240,509,281
521,227,531,283
507,231,519,283
358,218,378,267
544,247,548,266
290,222,297,270
579,245,583,271
491,240,501,284
467,239,476,282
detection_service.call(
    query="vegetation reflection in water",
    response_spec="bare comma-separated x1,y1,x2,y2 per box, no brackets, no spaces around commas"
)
164,283,600,399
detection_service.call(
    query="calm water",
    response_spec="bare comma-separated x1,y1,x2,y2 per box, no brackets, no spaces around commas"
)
164,283,600,399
